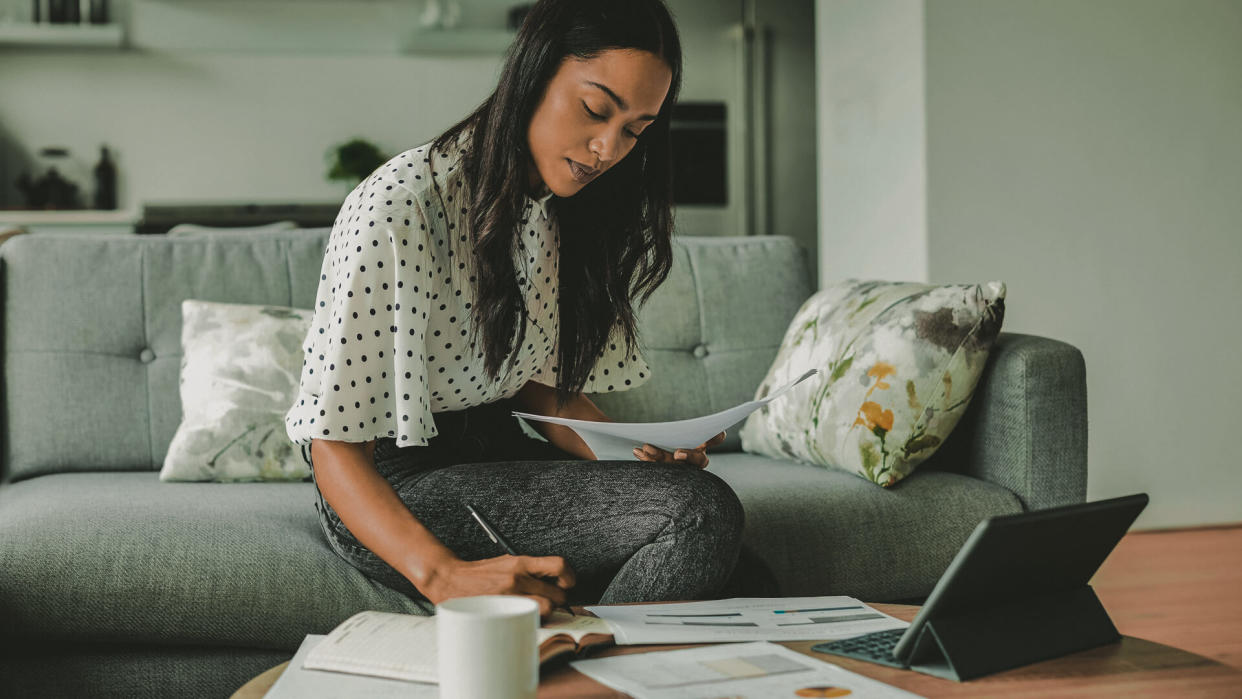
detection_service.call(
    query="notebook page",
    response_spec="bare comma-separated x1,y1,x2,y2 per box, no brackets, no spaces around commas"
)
537,610,616,644
302,611,438,683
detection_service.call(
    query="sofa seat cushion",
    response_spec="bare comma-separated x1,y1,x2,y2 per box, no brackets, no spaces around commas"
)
0,472,428,651
708,453,1023,601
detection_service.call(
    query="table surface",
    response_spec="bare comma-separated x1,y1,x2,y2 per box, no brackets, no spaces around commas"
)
232,603,1242,698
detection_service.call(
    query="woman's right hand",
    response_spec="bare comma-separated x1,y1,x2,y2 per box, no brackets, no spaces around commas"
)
419,553,577,619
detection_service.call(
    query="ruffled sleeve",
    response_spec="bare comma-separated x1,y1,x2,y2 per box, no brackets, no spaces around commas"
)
287,170,438,446
580,321,653,394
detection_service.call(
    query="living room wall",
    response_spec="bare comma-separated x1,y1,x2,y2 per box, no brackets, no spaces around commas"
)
818,0,1242,529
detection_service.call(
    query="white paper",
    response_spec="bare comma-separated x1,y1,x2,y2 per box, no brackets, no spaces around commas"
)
569,640,924,699
583,596,908,644
302,610,439,683
266,635,440,699
512,368,818,460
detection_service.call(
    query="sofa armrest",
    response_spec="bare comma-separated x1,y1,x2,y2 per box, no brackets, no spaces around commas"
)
928,332,1088,511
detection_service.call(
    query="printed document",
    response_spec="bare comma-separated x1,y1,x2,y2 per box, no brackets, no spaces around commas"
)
584,596,908,644
512,368,818,460
570,640,924,699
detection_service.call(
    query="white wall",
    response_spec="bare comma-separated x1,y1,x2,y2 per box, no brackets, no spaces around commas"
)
926,0,1242,529
817,0,1242,529
815,0,927,288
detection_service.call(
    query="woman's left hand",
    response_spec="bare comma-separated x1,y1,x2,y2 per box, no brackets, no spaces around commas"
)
632,430,727,469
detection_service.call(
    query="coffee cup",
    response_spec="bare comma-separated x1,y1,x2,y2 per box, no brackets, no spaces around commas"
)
436,595,539,699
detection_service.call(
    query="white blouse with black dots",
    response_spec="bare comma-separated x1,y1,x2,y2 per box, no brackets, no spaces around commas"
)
285,127,652,448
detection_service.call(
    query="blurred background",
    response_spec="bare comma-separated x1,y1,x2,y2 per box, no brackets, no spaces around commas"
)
0,0,816,249
1,0,1239,530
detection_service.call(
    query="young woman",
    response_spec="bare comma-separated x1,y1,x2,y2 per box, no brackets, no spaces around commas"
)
285,0,750,619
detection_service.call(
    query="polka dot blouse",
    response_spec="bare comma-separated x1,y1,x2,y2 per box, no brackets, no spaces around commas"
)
285,126,653,448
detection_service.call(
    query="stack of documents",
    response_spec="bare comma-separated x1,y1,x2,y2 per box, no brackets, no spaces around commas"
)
584,596,908,644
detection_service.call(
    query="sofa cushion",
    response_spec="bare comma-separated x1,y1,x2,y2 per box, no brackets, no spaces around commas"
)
160,299,314,482
0,472,430,651
739,279,1007,487
708,452,1023,601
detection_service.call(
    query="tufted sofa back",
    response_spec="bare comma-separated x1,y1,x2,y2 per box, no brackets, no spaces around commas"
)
0,230,812,482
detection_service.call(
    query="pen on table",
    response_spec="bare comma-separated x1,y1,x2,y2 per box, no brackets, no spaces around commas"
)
465,502,575,617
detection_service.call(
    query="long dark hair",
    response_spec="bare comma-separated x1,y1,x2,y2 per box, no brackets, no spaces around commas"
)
428,0,682,414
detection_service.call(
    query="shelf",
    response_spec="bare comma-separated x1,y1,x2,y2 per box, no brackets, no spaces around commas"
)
0,13,515,55
0,209,140,225
0,22,124,49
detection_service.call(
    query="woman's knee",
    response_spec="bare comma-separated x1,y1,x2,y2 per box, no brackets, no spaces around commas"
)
659,466,745,545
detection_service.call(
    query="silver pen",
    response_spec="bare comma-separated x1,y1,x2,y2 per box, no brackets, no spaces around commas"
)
465,502,575,617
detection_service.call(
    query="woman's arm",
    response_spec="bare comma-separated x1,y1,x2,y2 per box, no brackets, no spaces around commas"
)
513,381,612,460
311,439,456,589
311,438,576,615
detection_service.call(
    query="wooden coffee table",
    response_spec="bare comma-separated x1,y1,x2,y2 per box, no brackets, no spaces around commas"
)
233,603,1242,698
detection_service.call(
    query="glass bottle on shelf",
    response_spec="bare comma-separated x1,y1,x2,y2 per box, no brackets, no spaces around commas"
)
88,0,107,24
93,145,117,210
47,0,68,24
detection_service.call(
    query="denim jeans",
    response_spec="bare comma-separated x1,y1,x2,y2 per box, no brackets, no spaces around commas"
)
303,396,776,608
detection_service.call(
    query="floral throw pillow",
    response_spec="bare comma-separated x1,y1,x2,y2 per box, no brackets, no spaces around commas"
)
738,279,1006,487
159,300,313,482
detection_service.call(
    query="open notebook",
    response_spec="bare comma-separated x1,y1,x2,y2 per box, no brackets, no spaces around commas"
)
301,609,615,683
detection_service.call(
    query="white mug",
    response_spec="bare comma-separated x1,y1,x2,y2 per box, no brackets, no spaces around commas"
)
436,595,539,699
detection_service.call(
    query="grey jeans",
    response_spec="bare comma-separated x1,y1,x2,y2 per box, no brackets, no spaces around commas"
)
303,396,777,608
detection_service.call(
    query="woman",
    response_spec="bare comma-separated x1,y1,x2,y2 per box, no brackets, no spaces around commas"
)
285,0,750,619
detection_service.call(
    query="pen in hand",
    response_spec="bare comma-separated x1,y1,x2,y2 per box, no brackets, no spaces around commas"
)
465,502,575,617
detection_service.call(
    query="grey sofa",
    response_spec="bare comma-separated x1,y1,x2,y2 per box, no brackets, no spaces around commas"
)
0,230,1086,697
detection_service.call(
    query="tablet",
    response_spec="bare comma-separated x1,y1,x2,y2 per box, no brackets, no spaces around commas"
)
891,492,1148,661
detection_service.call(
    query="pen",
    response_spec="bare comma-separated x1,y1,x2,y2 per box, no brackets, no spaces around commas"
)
465,502,575,617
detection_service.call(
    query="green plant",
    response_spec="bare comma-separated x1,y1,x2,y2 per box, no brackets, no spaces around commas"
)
325,138,387,187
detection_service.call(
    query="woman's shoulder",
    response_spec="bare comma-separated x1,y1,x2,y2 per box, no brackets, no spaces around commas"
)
368,144,437,198
365,133,470,210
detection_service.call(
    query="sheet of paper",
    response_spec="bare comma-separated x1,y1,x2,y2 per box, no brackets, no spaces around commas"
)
583,596,908,644
266,635,440,699
569,640,924,699
302,610,438,683
512,368,818,460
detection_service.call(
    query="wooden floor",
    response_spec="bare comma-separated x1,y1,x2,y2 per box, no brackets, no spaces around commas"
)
1089,524,1242,669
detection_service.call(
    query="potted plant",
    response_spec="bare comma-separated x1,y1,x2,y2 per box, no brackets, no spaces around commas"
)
325,138,387,195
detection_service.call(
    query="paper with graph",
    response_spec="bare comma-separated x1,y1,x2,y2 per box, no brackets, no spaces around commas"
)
583,596,908,645
511,368,818,461
569,640,924,699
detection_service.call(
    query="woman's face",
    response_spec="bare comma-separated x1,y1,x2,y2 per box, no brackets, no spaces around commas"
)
526,49,673,198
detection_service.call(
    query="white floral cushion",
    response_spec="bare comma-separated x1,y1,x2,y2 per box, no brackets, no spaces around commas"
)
739,279,1006,487
159,300,313,482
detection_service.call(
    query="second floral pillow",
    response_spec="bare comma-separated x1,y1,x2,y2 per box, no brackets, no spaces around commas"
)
738,279,1006,487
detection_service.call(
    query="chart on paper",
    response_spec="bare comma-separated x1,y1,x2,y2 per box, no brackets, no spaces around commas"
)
633,651,810,689
585,596,908,644
570,641,926,699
